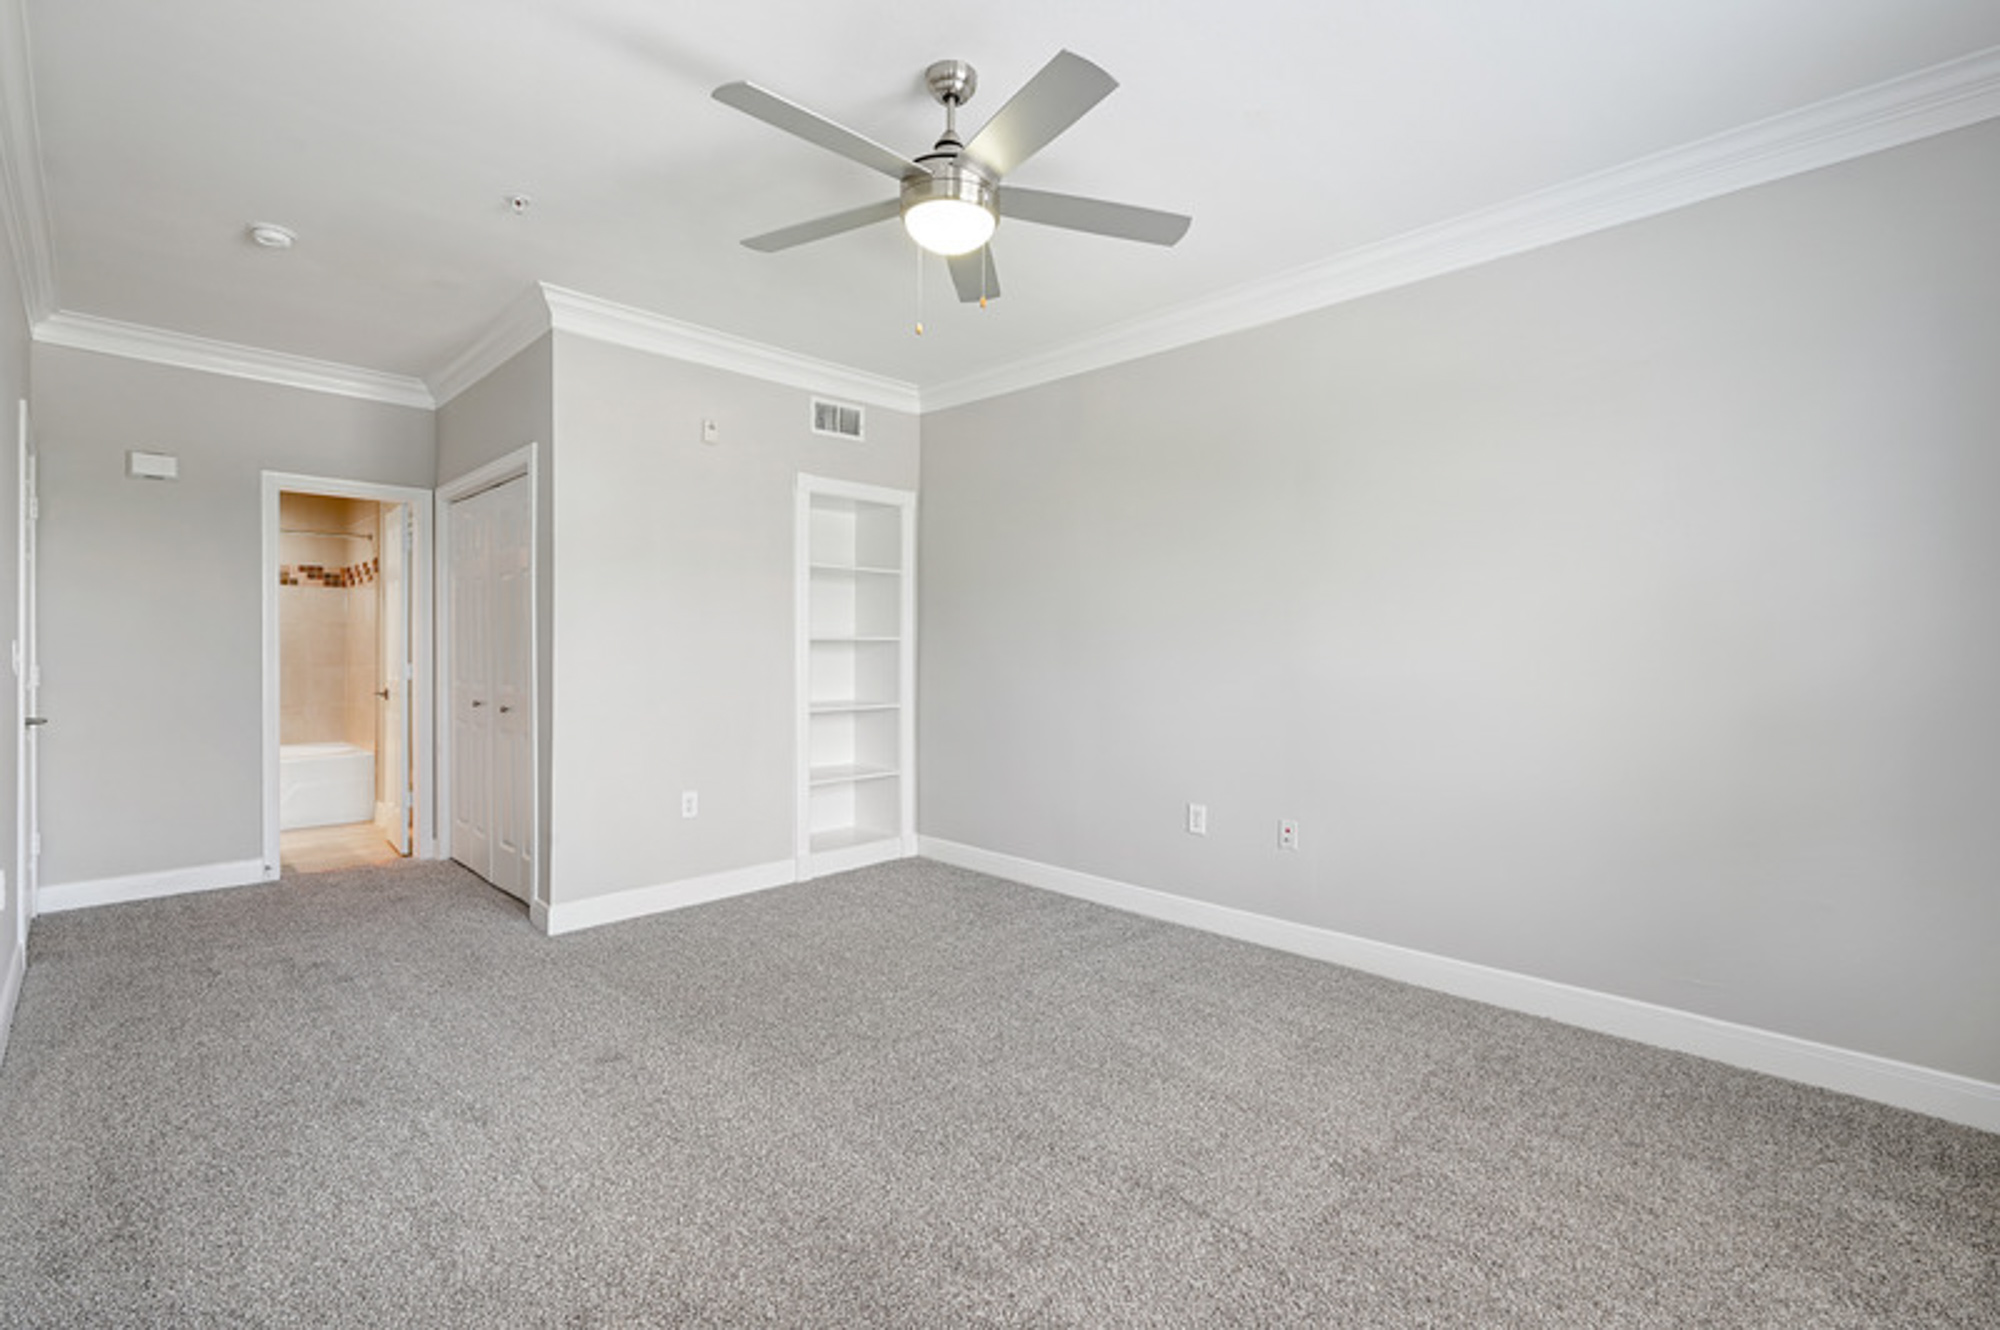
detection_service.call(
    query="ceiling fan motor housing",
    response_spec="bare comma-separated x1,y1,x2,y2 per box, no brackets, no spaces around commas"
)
900,158,997,255
901,159,995,218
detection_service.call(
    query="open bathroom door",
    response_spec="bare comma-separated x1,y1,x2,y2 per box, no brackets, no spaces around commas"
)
377,503,413,856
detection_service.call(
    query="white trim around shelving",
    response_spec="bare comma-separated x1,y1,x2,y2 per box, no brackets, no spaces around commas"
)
918,837,2000,1136
796,475,918,882
34,311,436,408
39,858,273,914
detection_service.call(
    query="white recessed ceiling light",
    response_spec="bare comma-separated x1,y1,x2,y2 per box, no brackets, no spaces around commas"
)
247,222,296,249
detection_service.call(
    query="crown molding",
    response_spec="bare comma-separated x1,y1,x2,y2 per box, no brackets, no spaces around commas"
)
922,44,2000,413
34,310,435,409
0,0,58,324
9,38,1993,421
427,283,552,406
541,284,922,415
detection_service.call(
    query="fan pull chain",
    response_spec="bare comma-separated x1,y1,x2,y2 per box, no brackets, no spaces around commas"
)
980,249,988,309
914,243,925,336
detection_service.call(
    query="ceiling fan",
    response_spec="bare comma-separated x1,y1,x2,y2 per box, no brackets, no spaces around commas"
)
713,51,1192,305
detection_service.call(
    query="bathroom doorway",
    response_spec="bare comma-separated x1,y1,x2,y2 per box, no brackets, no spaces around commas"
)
260,473,435,877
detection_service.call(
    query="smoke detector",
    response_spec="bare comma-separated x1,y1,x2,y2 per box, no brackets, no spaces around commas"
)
247,222,296,249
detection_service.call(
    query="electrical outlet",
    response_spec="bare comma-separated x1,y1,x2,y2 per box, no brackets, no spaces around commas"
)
681,790,699,819
1187,803,1208,836
1279,819,1299,851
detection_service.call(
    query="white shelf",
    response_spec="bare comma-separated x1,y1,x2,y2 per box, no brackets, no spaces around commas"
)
810,824,900,854
810,562,900,577
808,763,897,787
799,477,915,879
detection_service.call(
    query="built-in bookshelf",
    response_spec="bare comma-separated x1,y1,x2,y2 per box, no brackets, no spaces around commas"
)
796,476,916,877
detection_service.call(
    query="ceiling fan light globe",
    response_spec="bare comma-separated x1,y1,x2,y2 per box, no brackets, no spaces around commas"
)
903,198,996,256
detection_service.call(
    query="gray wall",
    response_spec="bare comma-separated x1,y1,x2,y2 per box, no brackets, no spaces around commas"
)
549,335,918,902
436,333,555,906
436,335,553,486
918,121,2000,1082
34,346,434,883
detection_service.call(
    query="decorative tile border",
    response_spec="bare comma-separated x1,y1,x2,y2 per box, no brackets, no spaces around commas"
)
278,557,378,588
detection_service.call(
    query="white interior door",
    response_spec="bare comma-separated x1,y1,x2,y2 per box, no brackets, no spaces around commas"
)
14,401,39,941
447,476,532,902
487,477,532,898
450,486,495,880
377,503,412,855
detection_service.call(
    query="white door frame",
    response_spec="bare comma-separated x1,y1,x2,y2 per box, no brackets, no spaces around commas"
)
260,471,438,876
13,399,36,944
435,443,541,919
377,503,413,855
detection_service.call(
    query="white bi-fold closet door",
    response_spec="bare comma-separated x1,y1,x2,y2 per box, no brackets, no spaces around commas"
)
449,475,532,901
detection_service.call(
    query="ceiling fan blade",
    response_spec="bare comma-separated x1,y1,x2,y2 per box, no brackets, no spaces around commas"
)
742,199,900,253
961,50,1117,180
714,81,924,180
1002,186,1192,246
947,247,1000,303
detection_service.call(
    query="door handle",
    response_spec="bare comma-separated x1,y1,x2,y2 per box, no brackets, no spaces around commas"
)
499,705,512,713
24,716,48,727
470,700,485,708
375,688,391,700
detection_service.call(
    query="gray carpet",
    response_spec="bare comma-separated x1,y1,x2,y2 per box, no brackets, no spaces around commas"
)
0,858,1993,1328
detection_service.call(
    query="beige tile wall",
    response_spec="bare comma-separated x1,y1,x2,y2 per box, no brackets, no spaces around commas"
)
278,494,380,748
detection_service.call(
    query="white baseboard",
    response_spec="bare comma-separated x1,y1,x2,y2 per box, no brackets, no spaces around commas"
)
919,836,2000,1136
542,858,797,936
39,858,275,914
0,941,23,1069
803,834,918,881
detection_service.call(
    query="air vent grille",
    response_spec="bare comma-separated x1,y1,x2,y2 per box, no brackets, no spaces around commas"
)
811,399,865,440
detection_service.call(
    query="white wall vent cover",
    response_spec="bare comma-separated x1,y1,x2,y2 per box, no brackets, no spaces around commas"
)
811,398,865,440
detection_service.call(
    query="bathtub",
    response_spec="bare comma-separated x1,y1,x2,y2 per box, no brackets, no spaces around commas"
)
280,742,376,830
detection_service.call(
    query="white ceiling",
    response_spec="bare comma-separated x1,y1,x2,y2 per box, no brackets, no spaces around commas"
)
14,0,2000,398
